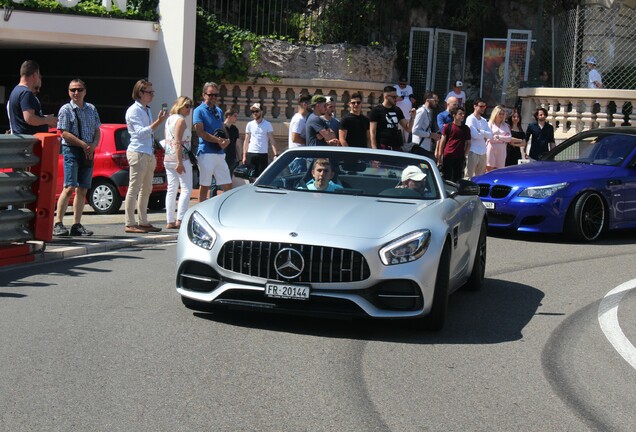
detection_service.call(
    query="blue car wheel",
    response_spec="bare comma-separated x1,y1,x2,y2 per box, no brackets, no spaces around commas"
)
565,192,606,242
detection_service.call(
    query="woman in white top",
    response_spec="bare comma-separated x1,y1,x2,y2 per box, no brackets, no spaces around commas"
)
486,105,512,172
164,96,194,229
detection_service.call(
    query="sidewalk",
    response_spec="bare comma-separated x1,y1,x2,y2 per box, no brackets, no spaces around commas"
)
25,196,197,265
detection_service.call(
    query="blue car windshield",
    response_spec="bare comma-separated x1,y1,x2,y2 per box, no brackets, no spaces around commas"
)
256,150,440,199
550,133,636,166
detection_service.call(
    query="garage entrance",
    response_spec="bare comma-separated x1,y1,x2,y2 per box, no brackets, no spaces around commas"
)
1,48,149,131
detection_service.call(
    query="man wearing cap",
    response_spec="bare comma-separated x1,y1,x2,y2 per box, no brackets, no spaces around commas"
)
242,102,278,178
396,165,427,196
585,57,603,89
194,81,232,201
305,94,339,147
445,81,466,108
369,86,415,151
395,77,414,143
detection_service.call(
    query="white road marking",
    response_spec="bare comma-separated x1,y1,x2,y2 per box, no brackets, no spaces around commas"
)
598,278,636,370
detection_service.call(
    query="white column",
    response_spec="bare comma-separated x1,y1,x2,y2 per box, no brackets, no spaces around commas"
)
149,0,196,139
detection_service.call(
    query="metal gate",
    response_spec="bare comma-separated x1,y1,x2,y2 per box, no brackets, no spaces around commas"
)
501,30,532,107
408,28,467,103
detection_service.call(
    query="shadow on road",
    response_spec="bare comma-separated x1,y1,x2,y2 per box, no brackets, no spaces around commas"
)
192,278,544,345
488,227,636,246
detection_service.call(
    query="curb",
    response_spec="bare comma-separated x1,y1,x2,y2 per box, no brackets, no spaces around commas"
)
35,233,179,262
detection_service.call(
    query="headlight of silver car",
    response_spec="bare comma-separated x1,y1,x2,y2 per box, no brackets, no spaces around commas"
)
518,182,568,199
188,211,216,250
379,230,431,265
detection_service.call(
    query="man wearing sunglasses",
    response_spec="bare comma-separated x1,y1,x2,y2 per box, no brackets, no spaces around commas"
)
53,79,101,237
339,92,370,148
193,82,232,201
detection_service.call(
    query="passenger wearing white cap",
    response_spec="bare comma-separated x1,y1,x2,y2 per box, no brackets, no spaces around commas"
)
445,80,466,108
585,57,603,89
242,102,278,178
398,165,427,194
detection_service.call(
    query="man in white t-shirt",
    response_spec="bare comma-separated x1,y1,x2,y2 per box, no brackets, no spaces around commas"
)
585,57,603,89
288,94,311,149
395,76,414,143
242,103,278,178
445,80,466,108
465,98,492,178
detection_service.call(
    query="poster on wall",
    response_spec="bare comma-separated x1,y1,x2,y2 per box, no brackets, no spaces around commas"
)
480,39,506,108
480,38,531,108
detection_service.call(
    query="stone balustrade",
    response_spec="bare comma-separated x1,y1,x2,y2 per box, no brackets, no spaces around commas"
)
214,78,385,147
518,87,636,143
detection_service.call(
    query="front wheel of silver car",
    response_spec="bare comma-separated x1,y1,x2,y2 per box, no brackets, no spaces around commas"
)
464,220,487,291
412,242,450,331
565,192,606,242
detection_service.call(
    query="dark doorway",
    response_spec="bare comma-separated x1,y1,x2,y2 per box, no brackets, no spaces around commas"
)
1,48,149,131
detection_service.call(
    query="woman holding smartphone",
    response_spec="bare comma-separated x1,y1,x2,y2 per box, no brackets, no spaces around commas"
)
163,96,194,229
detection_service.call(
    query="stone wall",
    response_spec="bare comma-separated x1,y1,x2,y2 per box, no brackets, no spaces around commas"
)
247,39,398,83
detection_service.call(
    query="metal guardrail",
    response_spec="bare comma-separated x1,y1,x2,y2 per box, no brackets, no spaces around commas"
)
0,135,39,245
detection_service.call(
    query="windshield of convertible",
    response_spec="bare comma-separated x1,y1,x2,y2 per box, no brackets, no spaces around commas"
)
549,133,636,166
255,150,440,199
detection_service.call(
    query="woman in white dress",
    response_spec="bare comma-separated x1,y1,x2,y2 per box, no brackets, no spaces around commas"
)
164,96,194,229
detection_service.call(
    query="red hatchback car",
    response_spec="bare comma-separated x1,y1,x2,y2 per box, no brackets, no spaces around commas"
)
55,124,167,214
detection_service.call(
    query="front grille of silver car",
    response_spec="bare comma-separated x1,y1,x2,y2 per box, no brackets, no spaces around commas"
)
218,241,371,283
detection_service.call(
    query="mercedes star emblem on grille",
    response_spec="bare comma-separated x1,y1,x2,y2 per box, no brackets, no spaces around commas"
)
274,248,305,279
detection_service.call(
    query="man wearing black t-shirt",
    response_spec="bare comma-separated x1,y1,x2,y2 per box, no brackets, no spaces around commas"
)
369,85,415,151
339,92,370,148
8,60,57,134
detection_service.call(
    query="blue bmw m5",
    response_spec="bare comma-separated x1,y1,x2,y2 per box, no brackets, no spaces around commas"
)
473,127,636,241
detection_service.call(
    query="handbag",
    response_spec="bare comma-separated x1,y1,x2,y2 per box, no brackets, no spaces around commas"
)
183,144,197,166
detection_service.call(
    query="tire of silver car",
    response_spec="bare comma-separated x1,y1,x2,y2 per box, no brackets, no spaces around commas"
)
464,219,487,291
412,241,451,331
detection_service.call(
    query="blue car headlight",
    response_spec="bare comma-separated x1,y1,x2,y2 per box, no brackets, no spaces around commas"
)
518,182,568,199
188,211,217,250
380,230,431,265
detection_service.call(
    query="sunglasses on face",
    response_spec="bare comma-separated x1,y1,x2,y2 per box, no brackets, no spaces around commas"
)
184,104,192,108
205,93,219,98
141,90,155,95
251,110,260,114
69,88,85,93
350,101,361,105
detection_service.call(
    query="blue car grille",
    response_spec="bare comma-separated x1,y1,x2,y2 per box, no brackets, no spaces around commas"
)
478,184,512,199
217,241,371,283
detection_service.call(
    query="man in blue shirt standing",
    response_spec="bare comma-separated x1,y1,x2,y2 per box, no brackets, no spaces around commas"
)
193,82,232,201
8,60,57,135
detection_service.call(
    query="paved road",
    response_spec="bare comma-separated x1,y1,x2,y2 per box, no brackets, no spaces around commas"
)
1,230,635,431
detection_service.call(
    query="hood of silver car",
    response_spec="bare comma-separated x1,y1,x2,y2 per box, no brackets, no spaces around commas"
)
217,187,431,239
